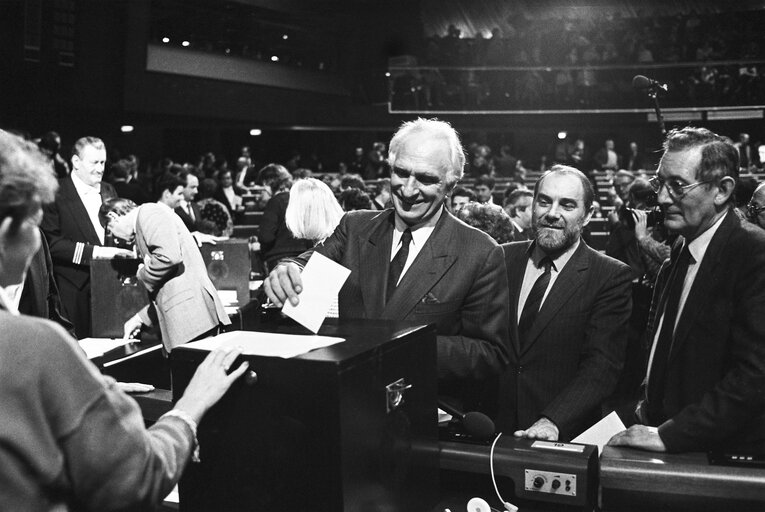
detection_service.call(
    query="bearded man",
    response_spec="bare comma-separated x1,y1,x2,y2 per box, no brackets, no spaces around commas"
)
493,165,633,441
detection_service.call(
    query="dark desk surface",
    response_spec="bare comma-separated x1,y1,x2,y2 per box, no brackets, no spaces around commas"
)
601,445,765,501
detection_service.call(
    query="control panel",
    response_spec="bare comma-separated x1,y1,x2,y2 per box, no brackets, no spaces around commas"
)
524,469,577,497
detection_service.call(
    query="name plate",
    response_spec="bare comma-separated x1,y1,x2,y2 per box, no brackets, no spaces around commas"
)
531,441,585,453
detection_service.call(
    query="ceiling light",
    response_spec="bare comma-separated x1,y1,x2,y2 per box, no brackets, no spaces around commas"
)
250,129,262,136
121,125,134,133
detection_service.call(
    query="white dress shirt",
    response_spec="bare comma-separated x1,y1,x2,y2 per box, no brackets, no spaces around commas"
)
517,239,580,323
390,207,443,286
646,211,728,377
71,172,106,244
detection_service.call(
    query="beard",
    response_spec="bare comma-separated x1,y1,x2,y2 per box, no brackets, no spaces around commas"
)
534,219,582,254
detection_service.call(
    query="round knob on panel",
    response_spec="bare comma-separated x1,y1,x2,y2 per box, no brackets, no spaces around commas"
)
533,476,545,489
551,479,561,490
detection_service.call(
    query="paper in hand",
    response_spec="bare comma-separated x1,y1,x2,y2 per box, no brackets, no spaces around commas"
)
572,411,626,454
282,252,351,333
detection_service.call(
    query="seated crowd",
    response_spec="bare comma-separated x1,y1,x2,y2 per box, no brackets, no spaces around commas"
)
2,120,765,509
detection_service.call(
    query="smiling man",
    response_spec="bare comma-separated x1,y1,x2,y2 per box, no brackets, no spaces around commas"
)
41,136,133,338
264,118,510,406
609,127,765,453
495,165,632,441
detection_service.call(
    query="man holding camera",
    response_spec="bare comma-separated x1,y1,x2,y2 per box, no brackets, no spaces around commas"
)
609,127,765,453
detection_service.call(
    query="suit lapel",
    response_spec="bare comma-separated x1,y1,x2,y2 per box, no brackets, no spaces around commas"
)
381,211,457,319
522,242,590,354
62,177,100,244
669,212,736,361
359,211,395,317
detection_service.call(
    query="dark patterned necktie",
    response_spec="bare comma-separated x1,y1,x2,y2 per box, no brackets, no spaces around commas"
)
386,228,412,302
517,257,553,348
646,243,692,423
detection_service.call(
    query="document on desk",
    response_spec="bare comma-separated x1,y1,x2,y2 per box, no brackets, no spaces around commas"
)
78,338,133,359
572,411,626,454
282,252,351,333
184,330,344,358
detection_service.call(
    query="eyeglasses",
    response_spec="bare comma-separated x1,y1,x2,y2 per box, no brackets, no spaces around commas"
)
648,176,712,199
748,202,765,217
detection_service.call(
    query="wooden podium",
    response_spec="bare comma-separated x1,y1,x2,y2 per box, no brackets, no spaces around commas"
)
171,320,439,512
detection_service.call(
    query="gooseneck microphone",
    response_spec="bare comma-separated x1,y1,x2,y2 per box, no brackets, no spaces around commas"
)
438,399,496,440
632,74,668,93
633,74,668,136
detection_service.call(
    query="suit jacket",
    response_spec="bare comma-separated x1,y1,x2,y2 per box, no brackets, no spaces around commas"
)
174,201,204,233
134,203,230,351
496,240,632,440
295,208,510,389
0,311,194,511
18,233,75,337
638,211,765,453
41,177,117,291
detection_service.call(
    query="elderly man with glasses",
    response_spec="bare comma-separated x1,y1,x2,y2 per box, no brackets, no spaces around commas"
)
608,127,765,454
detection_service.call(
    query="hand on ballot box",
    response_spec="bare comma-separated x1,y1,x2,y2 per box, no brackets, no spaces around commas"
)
191,231,224,247
607,424,667,452
92,246,136,259
264,261,304,307
174,346,249,422
123,314,145,340
514,416,560,441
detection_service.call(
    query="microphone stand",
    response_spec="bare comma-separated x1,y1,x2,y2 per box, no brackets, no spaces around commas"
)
648,87,667,137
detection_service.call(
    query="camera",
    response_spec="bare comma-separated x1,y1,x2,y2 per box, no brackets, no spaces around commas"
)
621,207,664,230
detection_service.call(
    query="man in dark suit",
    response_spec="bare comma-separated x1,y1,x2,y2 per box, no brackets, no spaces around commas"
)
41,136,133,338
503,189,534,241
174,169,203,232
264,118,510,405
496,165,632,441
609,127,765,453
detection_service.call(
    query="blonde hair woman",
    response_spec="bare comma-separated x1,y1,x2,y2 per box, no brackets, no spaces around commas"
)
285,178,343,245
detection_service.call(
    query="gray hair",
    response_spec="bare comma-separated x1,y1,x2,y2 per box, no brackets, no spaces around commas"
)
388,118,465,188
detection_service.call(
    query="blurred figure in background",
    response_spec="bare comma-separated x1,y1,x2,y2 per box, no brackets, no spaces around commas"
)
257,164,312,270
456,202,515,243
285,178,344,245
339,188,373,211
101,198,231,352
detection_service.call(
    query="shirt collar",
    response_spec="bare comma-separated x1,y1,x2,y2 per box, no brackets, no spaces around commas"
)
529,237,581,272
71,172,100,195
687,209,728,264
0,286,20,315
393,205,444,246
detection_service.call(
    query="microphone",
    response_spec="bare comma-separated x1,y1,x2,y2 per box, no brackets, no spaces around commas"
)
632,74,668,93
438,399,496,440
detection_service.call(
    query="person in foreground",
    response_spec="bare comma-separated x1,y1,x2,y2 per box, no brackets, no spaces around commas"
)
609,127,765,453
0,129,249,511
264,118,510,406
496,165,632,441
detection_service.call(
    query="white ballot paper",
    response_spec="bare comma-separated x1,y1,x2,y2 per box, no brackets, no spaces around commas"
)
78,338,133,359
572,410,626,454
282,252,351,333
183,330,344,359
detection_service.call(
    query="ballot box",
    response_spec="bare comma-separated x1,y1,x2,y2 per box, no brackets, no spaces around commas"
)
90,258,149,338
199,238,250,308
171,320,439,512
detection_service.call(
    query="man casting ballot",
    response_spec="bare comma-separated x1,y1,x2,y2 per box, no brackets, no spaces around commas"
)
609,127,765,453
264,118,510,405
